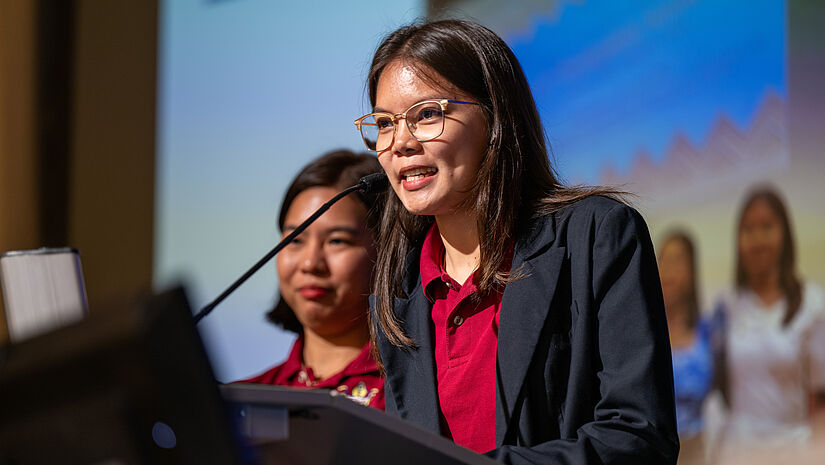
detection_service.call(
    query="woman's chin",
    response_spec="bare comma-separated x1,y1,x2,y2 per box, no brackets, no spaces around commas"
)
304,322,363,340
399,198,446,217
294,305,336,325
403,206,433,216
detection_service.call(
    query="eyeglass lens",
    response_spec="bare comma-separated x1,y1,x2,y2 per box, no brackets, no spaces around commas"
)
360,101,445,151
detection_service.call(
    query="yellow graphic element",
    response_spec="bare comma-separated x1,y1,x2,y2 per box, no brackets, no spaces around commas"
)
364,388,379,406
345,382,380,406
351,382,368,399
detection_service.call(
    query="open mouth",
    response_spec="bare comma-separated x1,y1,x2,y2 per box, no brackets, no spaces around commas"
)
401,166,438,182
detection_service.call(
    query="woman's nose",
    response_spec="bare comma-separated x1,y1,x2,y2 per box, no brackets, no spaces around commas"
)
391,120,421,156
298,241,328,273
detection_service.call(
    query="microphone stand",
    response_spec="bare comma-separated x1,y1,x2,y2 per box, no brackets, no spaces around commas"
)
193,174,386,324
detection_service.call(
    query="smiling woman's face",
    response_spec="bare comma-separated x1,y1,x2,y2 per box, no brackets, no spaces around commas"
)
276,186,375,338
658,238,693,312
739,198,784,285
374,61,489,218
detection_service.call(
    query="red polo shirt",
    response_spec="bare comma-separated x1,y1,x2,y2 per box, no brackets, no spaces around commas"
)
239,337,384,410
420,224,510,453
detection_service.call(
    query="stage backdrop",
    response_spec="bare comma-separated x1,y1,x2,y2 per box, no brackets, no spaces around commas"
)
155,0,824,382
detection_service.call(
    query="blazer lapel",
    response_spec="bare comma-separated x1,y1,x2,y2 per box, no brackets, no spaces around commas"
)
379,261,441,433
495,220,566,447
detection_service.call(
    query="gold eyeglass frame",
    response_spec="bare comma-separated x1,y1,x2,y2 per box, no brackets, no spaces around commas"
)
353,98,479,153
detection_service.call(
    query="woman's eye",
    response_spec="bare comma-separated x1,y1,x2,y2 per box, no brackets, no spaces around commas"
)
328,237,353,246
281,230,306,247
376,117,394,131
417,108,442,121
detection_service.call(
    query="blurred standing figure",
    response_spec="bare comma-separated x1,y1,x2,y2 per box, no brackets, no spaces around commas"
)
715,186,825,461
659,231,712,465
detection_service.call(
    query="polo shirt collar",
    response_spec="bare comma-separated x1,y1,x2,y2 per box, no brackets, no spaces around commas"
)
281,335,379,385
420,222,446,302
279,335,305,380
420,223,480,300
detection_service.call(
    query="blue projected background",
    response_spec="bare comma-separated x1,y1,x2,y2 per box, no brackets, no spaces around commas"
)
507,0,786,182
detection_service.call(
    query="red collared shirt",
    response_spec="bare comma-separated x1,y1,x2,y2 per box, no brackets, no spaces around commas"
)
239,336,384,410
420,223,510,453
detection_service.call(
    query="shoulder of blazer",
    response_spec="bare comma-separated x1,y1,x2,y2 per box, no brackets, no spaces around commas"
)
553,195,632,231
516,195,633,255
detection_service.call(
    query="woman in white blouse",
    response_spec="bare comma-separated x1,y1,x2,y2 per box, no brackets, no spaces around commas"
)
714,186,825,462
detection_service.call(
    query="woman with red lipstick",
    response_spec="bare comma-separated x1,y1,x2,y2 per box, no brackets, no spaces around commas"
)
355,20,678,463
240,150,385,409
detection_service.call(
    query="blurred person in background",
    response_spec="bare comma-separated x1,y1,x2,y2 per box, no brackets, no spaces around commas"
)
659,231,713,465
714,186,825,461
239,150,386,410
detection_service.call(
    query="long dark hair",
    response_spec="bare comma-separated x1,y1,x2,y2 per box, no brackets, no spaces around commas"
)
735,186,801,327
659,231,700,330
369,20,621,350
266,149,383,333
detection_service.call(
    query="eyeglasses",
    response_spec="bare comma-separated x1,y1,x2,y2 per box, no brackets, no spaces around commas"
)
354,99,479,153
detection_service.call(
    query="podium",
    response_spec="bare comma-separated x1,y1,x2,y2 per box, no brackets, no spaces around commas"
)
222,383,499,465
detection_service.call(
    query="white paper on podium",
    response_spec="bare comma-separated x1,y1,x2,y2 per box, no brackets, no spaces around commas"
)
0,248,88,342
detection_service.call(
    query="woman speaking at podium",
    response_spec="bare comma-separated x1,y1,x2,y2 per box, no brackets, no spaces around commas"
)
240,150,385,410
355,20,679,463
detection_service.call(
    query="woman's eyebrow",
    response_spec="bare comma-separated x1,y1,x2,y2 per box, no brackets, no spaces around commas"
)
323,226,361,235
373,96,446,114
282,225,361,235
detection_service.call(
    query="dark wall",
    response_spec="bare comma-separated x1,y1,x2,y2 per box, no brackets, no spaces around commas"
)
0,0,158,342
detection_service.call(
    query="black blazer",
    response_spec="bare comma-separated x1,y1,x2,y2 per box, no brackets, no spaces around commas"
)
373,196,679,464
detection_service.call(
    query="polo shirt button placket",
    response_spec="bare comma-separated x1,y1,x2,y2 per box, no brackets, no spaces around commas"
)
452,314,464,327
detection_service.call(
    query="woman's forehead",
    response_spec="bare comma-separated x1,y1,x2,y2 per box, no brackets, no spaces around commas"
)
742,198,779,222
285,187,366,221
375,61,464,107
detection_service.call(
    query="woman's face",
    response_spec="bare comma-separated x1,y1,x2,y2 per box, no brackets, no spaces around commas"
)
658,238,693,313
738,198,784,284
276,186,375,338
374,60,489,217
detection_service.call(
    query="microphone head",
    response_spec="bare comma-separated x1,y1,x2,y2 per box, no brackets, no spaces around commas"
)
358,172,389,194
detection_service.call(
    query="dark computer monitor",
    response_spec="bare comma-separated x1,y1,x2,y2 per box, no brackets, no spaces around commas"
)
0,287,248,465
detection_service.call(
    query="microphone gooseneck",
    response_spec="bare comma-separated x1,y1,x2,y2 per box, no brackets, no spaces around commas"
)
193,173,389,324
358,172,389,194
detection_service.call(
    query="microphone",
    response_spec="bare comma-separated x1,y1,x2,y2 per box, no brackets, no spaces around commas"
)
193,172,388,324
358,172,389,194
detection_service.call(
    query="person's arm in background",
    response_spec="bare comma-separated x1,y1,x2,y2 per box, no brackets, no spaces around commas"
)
703,298,731,465
806,296,825,438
